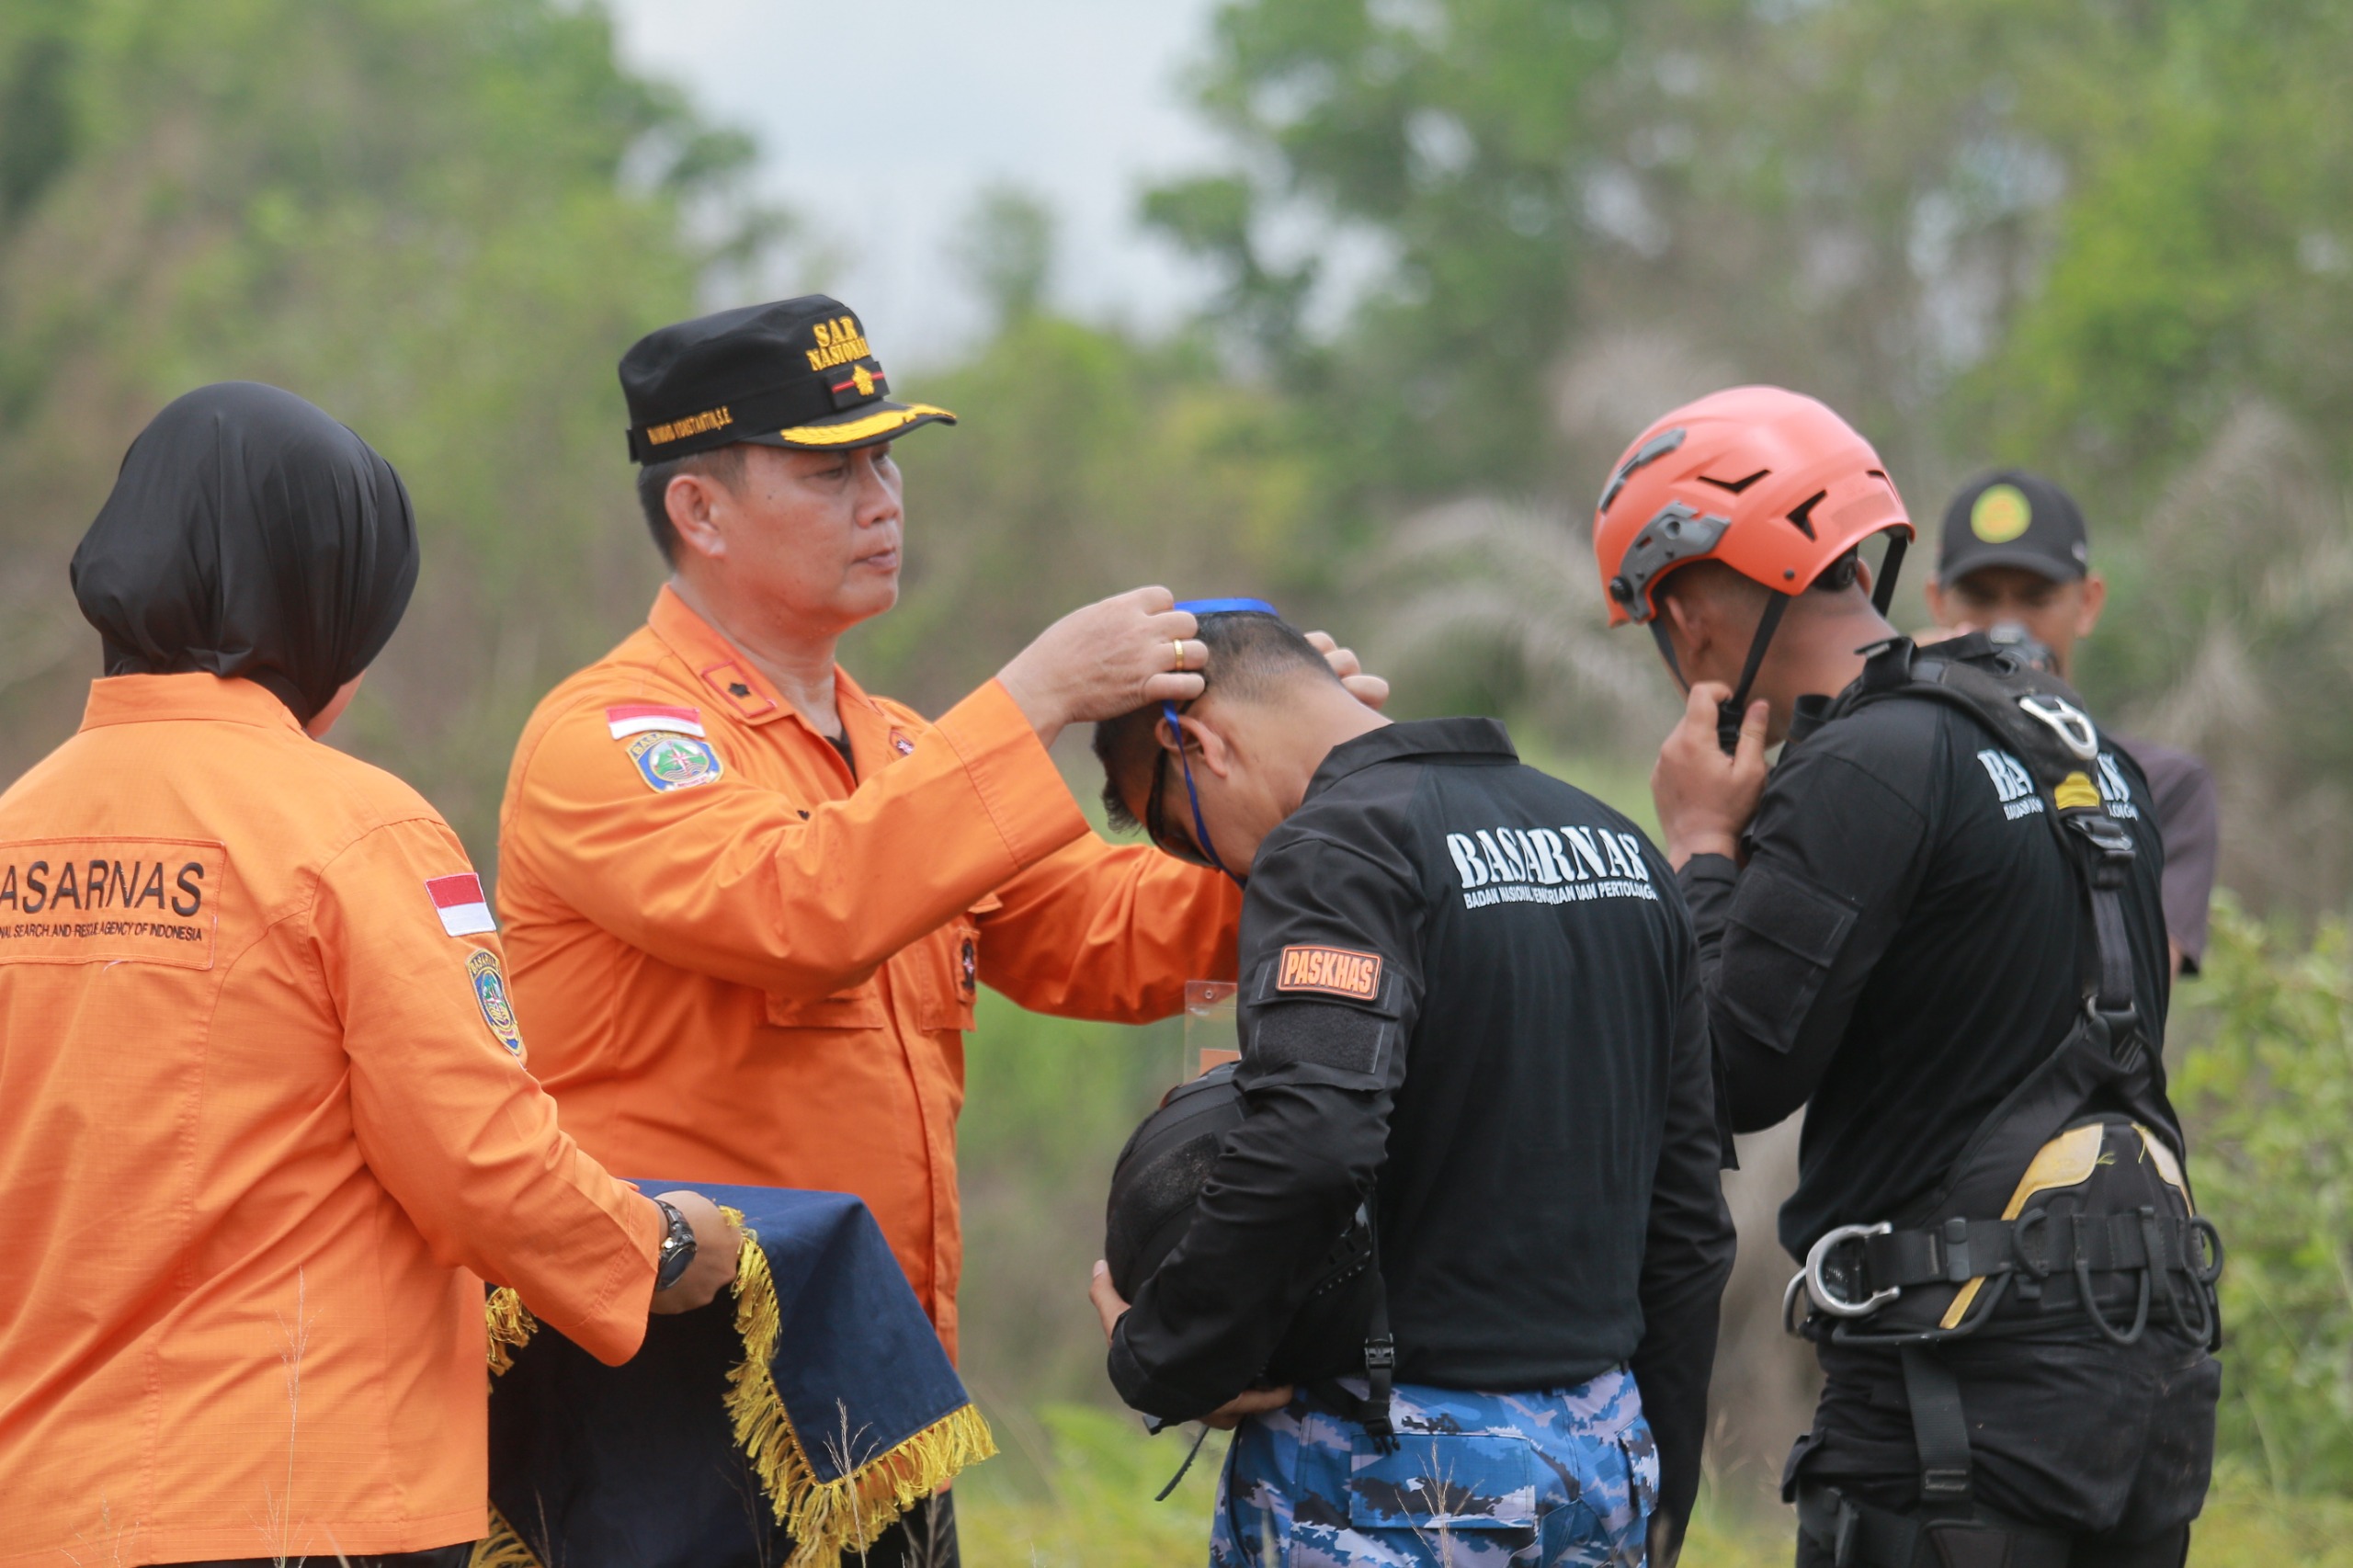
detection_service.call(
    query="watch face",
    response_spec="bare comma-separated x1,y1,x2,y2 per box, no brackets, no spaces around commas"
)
656,1202,695,1288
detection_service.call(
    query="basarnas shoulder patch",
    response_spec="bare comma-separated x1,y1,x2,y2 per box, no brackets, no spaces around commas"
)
467,949,527,1063
627,731,724,792
1276,944,1382,1001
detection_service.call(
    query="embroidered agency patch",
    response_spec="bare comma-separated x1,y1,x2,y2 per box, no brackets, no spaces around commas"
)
627,732,723,792
424,872,495,937
1275,944,1382,1002
467,949,526,1063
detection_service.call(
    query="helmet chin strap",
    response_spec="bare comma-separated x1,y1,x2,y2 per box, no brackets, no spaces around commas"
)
1662,529,1911,756
1873,532,1909,617
1716,592,1788,756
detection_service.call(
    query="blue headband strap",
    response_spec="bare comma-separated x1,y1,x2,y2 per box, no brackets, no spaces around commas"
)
1175,597,1279,617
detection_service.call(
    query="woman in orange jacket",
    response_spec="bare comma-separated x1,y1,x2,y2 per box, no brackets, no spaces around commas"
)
0,383,736,1568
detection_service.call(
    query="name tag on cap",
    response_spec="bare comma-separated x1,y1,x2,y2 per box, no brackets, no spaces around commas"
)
425,872,496,937
1276,944,1382,1001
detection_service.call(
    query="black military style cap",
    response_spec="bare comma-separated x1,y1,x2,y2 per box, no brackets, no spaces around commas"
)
1938,470,2090,583
620,295,956,464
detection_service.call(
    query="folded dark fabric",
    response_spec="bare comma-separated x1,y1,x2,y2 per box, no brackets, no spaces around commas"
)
474,1184,994,1568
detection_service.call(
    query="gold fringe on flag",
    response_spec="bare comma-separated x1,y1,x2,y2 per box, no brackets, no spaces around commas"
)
477,1207,996,1567
717,1210,998,1567
468,1504,545,1568
484,1286,538,1377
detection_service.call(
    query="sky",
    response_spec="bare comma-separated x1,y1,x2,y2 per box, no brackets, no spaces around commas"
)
606,0,1231,366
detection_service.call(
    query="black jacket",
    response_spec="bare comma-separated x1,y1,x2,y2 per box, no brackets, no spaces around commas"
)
1681,688,2171,1262
1109,718,1734,1528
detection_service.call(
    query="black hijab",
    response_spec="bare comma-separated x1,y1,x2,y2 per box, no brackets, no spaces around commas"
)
71,382,419,725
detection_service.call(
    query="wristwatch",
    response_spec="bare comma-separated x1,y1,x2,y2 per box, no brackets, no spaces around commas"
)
653,1198,697,1291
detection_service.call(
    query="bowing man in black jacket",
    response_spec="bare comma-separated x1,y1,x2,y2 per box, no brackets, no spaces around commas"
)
1086,601,1733,1567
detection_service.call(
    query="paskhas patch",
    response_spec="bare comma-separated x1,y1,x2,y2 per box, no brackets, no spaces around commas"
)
627,731,723,792
468,949,526,1062
1276,944,1382,1001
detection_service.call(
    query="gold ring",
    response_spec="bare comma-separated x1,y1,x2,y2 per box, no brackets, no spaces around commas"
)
1171,639,1187,671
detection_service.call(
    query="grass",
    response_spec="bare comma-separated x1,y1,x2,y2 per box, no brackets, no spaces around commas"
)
954,1404,2353,1566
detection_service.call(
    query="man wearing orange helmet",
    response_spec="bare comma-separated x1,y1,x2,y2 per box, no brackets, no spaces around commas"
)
1595,387,2219,1565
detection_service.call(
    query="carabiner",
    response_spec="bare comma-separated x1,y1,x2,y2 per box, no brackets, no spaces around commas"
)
2017,694,2101,759
1805,1222,1900,1319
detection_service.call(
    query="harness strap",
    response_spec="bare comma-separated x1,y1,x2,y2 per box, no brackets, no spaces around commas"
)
2087,870,2139,1019
1899,1346,1972,1507
1358,1221,1398,1451
1859,1211,2201,1289
1797,1483,2078,1568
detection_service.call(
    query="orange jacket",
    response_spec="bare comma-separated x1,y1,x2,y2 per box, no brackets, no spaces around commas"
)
0,676,660,1567
497,586,1239,1354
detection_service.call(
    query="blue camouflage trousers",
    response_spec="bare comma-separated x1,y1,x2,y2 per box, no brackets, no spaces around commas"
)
1207,1367,1657,1567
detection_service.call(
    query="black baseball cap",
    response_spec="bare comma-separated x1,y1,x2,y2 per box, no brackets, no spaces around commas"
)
1937,470,2090,584
620,295,956,464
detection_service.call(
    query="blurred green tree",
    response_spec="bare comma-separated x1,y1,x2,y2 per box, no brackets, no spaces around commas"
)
0,0,772,864
846,192,1321,716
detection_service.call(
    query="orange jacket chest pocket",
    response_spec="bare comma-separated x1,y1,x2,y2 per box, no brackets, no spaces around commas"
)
764,983,887,1030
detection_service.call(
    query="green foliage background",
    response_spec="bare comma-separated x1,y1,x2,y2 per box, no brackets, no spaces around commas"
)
6,0,2353,1559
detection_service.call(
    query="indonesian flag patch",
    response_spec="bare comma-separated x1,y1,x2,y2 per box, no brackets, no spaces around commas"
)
606,703,706,740
425,872,497,937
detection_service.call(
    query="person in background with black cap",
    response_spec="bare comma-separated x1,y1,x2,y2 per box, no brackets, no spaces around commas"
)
494,299,1383,1567
0,383,737,1568
1085,602,1733,1567
1924,471,2221,974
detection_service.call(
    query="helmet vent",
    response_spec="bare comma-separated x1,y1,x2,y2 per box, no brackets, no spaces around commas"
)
1785,489,1826,540
1598,426,1688,514
1699,469,1769,495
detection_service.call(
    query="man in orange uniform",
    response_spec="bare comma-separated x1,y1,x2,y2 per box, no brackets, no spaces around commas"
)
0,383,734,1568
496,297,1376,1391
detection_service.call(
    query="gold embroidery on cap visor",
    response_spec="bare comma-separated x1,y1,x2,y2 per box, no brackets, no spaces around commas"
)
776,403,956,447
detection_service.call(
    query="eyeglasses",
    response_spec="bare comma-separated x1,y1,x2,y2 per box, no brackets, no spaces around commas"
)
1143,699,1232,876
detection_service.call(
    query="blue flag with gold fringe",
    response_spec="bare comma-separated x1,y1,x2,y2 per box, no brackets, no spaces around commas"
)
473,1185,994,1568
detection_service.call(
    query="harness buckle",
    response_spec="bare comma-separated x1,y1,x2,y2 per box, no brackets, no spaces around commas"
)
2063,810,2136,892
1805,1222,1900,1318
1920,1467,1972,1500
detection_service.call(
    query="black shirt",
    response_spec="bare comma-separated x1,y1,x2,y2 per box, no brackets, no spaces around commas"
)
1109,718,1733,1525
1679,693,2171,1263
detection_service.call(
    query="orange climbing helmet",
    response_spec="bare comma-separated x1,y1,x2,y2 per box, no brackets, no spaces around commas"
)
1593,385,1913,628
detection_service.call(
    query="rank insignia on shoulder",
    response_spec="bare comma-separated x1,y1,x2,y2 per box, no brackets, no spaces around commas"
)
425,872,496,937
467,949,527,1063
607,702,705,740
1276,944,1382,1002
628,732,723,792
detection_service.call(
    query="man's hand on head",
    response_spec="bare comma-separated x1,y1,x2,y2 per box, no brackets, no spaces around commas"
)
997,587,1209,750
1302,631,1390,710
1652,682,1768,869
